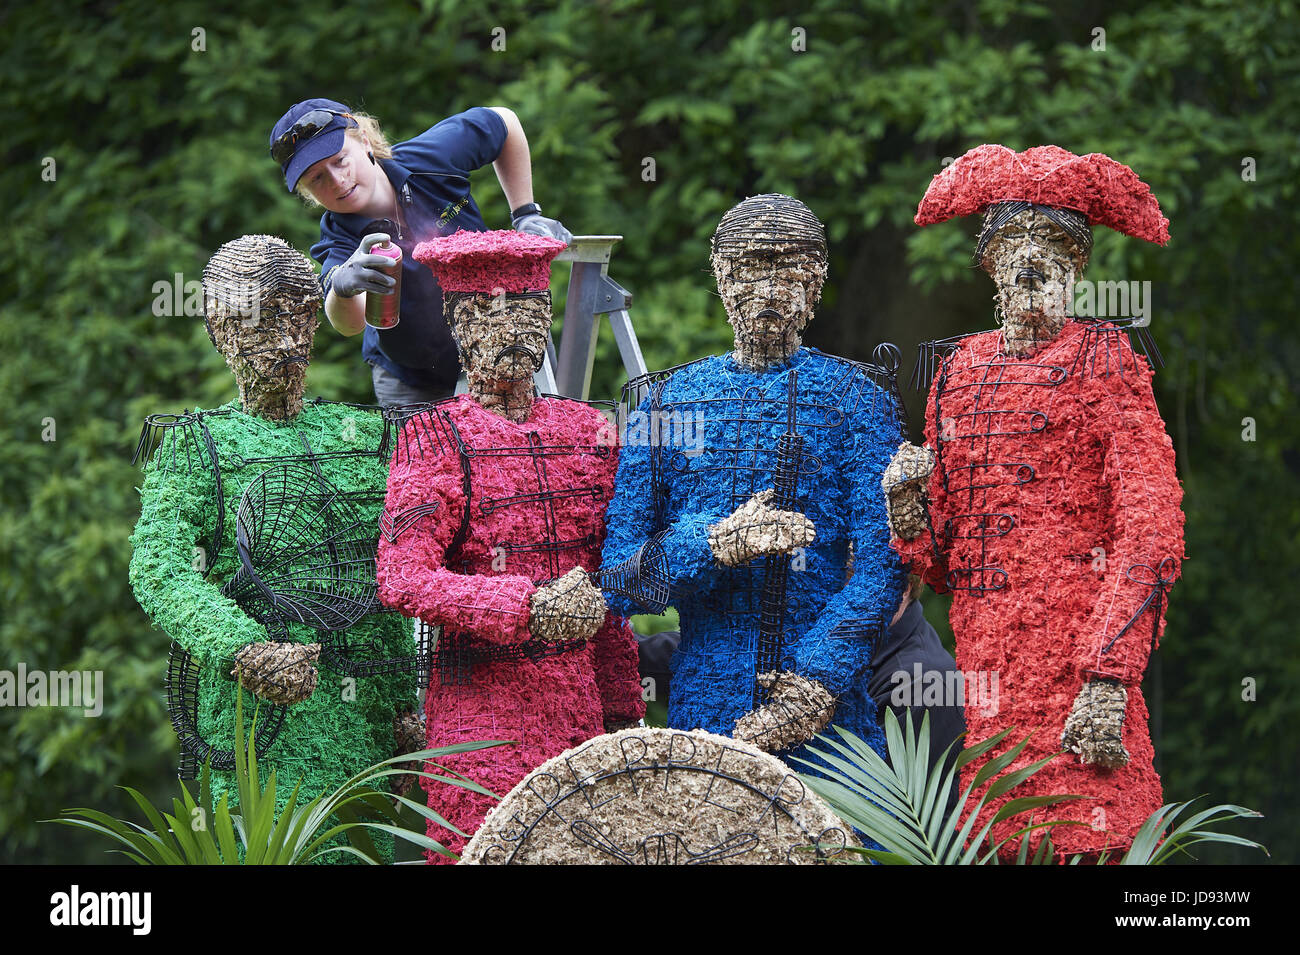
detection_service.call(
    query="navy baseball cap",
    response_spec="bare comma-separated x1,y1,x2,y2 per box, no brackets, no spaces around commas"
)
270,98,357,192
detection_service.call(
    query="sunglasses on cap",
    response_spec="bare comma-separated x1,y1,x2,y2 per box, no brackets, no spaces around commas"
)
270,109,357,168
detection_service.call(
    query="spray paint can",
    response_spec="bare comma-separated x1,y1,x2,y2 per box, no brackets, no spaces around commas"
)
365,239,403,329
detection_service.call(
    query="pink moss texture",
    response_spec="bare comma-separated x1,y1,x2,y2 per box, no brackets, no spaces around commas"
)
411,229,566,293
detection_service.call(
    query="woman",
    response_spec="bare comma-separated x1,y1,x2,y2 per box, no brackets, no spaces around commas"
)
269,98,571,406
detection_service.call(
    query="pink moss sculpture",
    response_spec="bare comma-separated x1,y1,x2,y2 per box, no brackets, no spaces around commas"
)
377,397,643,862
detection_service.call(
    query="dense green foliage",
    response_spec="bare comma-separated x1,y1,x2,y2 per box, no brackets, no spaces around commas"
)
3,0,1296,862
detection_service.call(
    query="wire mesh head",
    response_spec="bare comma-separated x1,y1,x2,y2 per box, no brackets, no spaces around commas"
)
711,197,828,367
977,201,1092,267
444,290,552,377
204,233,327,335
221,464,378,631
711,194,828,261
444,289,552,420
202,236,323,419
977,204,1086,356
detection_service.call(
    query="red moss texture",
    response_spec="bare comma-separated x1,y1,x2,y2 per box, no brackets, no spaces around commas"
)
894,322,1185,859
411,229,566,293
376,396,643,862
915,145,1170,245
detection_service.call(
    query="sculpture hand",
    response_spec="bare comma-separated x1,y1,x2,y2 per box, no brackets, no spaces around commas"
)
883,442,935,542
708,489,816,567
230,641,320,705
528,567,607,643
391,709,426,798
1061,679,1130,769
733,671,835,753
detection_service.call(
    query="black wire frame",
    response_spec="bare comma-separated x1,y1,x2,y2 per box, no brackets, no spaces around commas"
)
911,320,1165,393
165,638,288,779
219,463,379,632
319,612,437,682
133,412,226,579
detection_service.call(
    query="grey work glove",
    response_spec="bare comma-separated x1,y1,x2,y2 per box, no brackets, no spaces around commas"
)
512,213,572,245
330,233,398,298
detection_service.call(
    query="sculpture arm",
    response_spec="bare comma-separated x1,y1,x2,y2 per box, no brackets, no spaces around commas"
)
590,616,647,727
789,396,909,698
1076,364,1185,686
376,411,536,644
128,428,266,664
600,397,729,617
890,374,951,594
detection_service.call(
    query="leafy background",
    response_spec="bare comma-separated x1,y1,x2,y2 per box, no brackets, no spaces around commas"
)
2,0,1295,863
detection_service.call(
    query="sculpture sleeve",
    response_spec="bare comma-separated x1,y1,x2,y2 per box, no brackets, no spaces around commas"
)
590,617,647,724
1076,360,1185,686
601,395,730,618
128,425,266,664
891,373,952,594
376,411,537,644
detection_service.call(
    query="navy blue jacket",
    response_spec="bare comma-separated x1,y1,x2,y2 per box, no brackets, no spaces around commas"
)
310,107,508,391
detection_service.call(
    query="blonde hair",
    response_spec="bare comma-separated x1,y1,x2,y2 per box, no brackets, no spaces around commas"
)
294,110,394,207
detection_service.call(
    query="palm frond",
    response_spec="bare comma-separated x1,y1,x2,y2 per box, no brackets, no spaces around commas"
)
47,684,504,864
797,708,1082,864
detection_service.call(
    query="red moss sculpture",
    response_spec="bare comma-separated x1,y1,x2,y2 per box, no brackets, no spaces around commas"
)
892,146,1184,860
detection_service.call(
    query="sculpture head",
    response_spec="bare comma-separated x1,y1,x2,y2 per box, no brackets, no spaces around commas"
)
447,289,550,393
914,145,1171,356
203,235,322,421
978,202,1090,354
710,194,828,370
412,230,565,422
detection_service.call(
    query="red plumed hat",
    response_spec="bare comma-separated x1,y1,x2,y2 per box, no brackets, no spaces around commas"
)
915,144,1170,245
413,230,566,293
